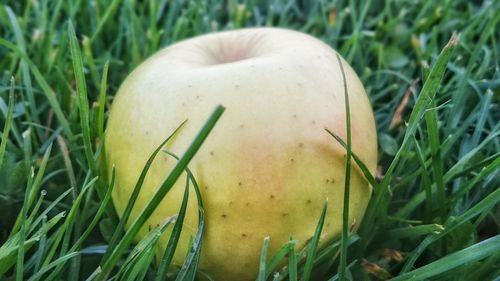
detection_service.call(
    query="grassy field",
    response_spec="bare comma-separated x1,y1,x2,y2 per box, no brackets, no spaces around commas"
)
1,0,499,280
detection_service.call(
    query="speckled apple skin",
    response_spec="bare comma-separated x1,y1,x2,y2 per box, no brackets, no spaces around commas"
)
105,28,377,281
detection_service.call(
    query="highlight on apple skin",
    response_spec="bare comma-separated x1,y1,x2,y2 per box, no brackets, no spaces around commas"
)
105,27,378,281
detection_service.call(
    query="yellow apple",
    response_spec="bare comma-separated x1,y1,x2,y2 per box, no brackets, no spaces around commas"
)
105,27,377,280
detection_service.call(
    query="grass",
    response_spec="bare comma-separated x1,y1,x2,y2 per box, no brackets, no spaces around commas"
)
0,0,499,280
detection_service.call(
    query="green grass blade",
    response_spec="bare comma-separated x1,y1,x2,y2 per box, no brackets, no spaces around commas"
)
68,20,95,174
302,200,328,281
164,151,206,281
56,136,77,192
265,239,297,279
257,236,271,281
32,212,48,274
25,190,47,237
39,178,96,272
288,238,298,281
0,77,15,170
314,235,360,268
383,224,444,239
27,252,80,281
28,189,73,235
27,144,52,206
97,60,109,141
324,128,378,190
9,145,52,237
424,103,445,220
97,105,224,279
336,52,352,281
391,235,500,281
156,175,190,280
401,187,500,272
15,167,34,281
73,169,115,251
411,136,433,221
102,120,187,262
174,214,205,281
116,217,175,280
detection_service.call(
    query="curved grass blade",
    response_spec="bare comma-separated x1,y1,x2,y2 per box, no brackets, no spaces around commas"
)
265,239,297,279
115,216,176,281
102,119,187,262
28,188,72,235
97,105,224,279
311,234,359,271
156,175,190,280
174,213,205,281
27,252,80,281
324,128,378,190
25,190,47,238
163,151,207,281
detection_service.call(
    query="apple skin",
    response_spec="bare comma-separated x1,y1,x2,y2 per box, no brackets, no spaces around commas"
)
105,27,377,280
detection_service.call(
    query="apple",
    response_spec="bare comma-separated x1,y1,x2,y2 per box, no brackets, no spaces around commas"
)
105,27,377,280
